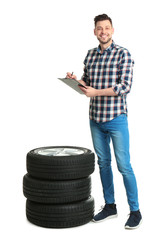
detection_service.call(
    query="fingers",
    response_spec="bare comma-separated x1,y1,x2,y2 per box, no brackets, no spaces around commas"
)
66,72,77,79
66,72,72,78
79,86,87,94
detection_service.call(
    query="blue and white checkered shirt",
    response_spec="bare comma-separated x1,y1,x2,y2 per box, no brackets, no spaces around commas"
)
81,41,134,122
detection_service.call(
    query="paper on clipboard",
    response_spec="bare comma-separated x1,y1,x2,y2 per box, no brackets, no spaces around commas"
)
58,78,87,94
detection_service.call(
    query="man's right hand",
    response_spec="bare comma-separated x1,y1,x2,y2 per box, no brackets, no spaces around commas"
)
66,72,87,88
66,72,77,79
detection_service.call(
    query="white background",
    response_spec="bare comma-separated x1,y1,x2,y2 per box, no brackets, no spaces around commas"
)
1,0,162,239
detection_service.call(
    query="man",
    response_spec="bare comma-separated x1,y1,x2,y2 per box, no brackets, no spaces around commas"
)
66,14,142,229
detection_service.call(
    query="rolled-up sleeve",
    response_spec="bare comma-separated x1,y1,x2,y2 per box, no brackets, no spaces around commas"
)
112,49,134,96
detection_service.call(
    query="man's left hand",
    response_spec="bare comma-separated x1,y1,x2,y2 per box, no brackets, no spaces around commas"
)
79,86,98,97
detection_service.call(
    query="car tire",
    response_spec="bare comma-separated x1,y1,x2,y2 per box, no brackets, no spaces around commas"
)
26,196,94,228
27,146,95,180
23,173,91,204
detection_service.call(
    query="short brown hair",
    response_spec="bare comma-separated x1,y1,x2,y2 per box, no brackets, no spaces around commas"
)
94,14,113,27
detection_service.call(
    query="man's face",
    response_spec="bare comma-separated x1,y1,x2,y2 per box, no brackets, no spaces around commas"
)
94,20,114,45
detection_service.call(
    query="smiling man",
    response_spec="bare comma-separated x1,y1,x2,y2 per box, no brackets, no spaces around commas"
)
95,15,114,47
66,14,142,229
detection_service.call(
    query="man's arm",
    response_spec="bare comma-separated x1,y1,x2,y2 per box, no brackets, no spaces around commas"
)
79,86,117,97
112,49,134,96
66,72,117,97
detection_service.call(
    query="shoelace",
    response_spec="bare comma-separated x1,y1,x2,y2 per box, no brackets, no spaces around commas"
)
127,211,138,218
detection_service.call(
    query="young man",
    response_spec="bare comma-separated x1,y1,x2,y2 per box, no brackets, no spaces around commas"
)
66,14,142,229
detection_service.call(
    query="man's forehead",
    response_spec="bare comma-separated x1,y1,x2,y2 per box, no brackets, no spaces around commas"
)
96,20,112,27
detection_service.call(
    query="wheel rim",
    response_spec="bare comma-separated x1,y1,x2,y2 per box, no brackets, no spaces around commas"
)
34,147,85,156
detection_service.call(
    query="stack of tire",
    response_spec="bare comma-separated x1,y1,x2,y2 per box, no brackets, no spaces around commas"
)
23,146,95,228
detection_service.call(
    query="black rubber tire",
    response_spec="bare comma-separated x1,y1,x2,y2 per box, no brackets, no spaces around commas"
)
27,146,95,180
23,173,91,204
26,197,94,228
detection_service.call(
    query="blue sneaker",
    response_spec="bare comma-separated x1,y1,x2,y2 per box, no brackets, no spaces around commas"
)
125,210,142,229
92,204,118,223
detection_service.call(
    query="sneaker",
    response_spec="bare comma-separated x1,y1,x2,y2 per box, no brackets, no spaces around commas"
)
125,210,142,229
92,203,118,223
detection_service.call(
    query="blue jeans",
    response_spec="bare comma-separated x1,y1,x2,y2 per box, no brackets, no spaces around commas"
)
90,114,139,211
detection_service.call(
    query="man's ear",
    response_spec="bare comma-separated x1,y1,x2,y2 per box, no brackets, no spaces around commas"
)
94,28,97,36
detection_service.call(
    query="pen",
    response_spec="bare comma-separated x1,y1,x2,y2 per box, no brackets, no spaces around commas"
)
71,72,74,78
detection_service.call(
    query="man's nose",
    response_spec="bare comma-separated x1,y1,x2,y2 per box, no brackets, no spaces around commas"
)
101,28,106,34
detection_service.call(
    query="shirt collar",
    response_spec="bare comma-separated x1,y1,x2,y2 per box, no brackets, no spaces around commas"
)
97,40,115,53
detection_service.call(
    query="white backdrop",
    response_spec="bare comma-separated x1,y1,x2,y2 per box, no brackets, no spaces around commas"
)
1,0,162,239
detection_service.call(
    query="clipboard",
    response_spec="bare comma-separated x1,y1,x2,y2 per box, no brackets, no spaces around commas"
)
58,78,87,94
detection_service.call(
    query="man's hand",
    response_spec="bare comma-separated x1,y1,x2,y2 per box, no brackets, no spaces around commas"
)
79,86,98,97
66,72,87,87
66,72,77,79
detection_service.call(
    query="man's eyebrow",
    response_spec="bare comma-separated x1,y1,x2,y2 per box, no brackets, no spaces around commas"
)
97,25,111,28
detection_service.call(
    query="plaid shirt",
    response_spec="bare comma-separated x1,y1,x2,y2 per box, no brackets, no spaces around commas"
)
81,41,134,122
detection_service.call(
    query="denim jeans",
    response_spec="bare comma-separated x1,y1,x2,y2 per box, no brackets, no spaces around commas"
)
90,114,139,211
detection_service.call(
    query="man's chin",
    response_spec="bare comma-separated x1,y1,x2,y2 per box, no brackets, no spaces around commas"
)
99,38,112,45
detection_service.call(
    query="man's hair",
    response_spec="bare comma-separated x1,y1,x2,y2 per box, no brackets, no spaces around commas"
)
94,14,113,27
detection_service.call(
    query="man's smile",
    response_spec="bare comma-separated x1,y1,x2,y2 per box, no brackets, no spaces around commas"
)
100,34,108,39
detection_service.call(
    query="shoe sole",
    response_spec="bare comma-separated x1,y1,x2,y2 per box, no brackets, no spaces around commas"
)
92,214,118,223
125,219,142,230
